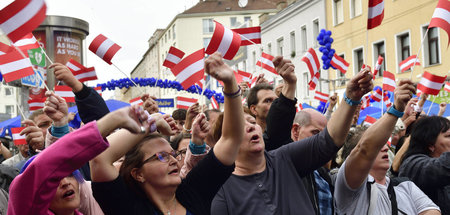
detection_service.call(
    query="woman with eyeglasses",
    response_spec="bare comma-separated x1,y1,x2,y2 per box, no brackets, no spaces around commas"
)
90,52,245,215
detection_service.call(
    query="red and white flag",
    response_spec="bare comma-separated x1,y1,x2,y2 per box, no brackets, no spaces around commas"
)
417,71,447,95
363,115,377,126
66,59,97,82
11,127,26,145
171,49,205,89
257,52,277,75
382,71,396,92
361,95,371,110
373,55,384,79
94,86,102,96
0,43,13,55
28,98,45,111
163,46,185,69
367,0,384,29
54,86,75,103
232,26,261,46
309,71,320,90
371,87,383,102
302,48,320,77
0,0,47,43
130,97,143,106
89,34,121,65
330,53,349,74
296,103,303,112
0,50,34,82
13,33,40,53
429,0,450,46
205,21,241,60
385,96,392,108
399,55,420,73
314,91,329,103
242,97,247,105
211,96,219,109
250,76,258,88
445,82,450,93
177,97,197,109
237,70,252,83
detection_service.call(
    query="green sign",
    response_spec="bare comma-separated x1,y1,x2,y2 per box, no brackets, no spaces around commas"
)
429,89,450,104
27,48,45,67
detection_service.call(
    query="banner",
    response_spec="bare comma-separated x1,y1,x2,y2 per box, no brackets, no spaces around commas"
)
155,99,175,108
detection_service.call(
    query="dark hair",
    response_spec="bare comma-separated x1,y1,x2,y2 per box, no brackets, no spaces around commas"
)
119,133,164,194
403,116,450,161
170,133,191,150
204,109,221,121
172,109,187,120
247,83,273,108
211,113,224,143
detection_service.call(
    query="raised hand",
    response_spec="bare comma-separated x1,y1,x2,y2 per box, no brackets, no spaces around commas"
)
141,94,159,114
255,74,268,85
205,52,235,85
393,79,416,112
438,102,447,116
345,67,373,101
329,93,338,108
273,56,296,85
191,113,210,145
43,91,68,126
20,120,45,152
50,63,83,92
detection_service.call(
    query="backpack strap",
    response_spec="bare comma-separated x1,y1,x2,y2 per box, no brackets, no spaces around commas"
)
387,177,409,215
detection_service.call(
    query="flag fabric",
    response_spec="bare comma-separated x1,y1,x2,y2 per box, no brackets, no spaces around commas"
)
382,71,396,92
177,97,197,109
54,86,75,103
301,48,321,77
242,97,247,105
417,71,447,95
250,76,258,88
373,55,384,79
445,82,450,93
363,115,377,126
399,55,420,73
171,48,205,89
361,95,371,110
367,0,384,29
429,0,450,46
0,0,47,43
163,46,185,69
0,50,34,82
237,70,252,83
11,127,27,145
385,96,392,108
371,87,383,102
257,52,277,75
28,98,45,111
130,97,143,106
330,53,349,74
94,86,102,96
314,91,329,103
211,96,219,109
0,43,14,55
89,34,121,65
296,103,303,112
309,71,320,91
13,33,40,53
232,26,261,46
66,59,97,82
205,21,241,60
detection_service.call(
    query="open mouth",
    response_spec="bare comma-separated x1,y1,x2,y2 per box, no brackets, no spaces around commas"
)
63,190,75,199
250,134,260,142
169,169,179,175
382,154,389,160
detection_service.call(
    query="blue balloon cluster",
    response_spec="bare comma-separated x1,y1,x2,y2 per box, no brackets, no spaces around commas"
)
369,86,391,103
96,78,224,103
317,29,336,70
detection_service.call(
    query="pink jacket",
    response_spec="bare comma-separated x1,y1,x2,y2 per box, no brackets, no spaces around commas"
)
8,122,109,215
180,145,211,178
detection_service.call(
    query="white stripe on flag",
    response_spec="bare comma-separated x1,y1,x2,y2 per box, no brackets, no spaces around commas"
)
259,57,274,68
1,58,32,75
383,78,396,87
315,94,328,100
400,58,418,71
165,53,182,64
420,78,445,90
74,71,97,79
66,61,81,71
432,8,450,24
217,27,234,56
177,101,195,107
175,59,204,83
56,91,75,97
130,101,142,106
14,38,37,46
12,133,25,140
332,58,348,70
95,39,114,59
241,32,260,40
445,84,450,91
29,102,44,107
368,1,384,19
0,0,45,34
305,52,319,74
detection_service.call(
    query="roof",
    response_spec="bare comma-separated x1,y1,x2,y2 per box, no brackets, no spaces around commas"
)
182,0,283,14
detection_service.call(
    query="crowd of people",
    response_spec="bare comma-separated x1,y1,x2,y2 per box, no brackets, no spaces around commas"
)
0,52,448,215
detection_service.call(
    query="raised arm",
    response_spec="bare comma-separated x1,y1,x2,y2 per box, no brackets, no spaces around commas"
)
205,52,244,166
327,68,373,147
345,80,415,189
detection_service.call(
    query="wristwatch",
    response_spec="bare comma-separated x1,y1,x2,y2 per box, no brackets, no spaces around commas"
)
387,105,404,118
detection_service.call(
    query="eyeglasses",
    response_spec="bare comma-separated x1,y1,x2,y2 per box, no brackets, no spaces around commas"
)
141,150,183,165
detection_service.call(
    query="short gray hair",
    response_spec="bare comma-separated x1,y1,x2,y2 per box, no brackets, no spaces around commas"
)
294,110,311,127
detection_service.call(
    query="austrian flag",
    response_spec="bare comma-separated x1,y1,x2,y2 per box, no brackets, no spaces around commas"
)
314,91,329,103
363,116,377,126
11,127,26,145
382,71,396,92
89,34,121,65
232,26,261,46
171,49,205,89
367,0,384,29
28,98,45,111
211,96,219,109
330,54,349,74
429,0,450,46
417,71,447,95
301,48,320,77
163,46,185,69
130,97,143,106
13,33,40,53
373,55,384,79
205,21,241,60
257,52,277,75
399,55,420,73
0,43,13,55
177,97,197,109
445,82,450,93
0,50,34,82
54,86,75,103
66,59,97,82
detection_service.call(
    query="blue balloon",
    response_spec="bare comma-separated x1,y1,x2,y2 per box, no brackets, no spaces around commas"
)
328,52,334,58
328,38,334,44
320,29,327,35
329,49,335,56
319,47,325,52
326,31,332,36
318,40,326,46
321,55,328,61
325,43,331,49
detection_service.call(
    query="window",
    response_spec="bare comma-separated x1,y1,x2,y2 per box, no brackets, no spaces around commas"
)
230,17,237,27
5,105,13,114
354,48,364,74
337,54,346,86
373,41,386,77
244,16,251,26
301,25,307,52
333,0,344,25
168,30,171,39
203,19,214,34
290,31,296,57
398,33,410,61
172,25,176,39
425,26,440,65
277,37,284,56
303,73,310,97
268,43,272,55
350,0,362,18
5,88,12,96
313,19,319,47
203,38,211,49
165,34,167,43
252,51,256,72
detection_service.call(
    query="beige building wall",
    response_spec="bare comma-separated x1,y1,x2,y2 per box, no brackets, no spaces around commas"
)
326,0,449,93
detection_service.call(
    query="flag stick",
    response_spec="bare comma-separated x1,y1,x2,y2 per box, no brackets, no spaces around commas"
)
426,96,436,115
365,30,369,65
409,28,429,80
16,104,26,120
381,89,384,116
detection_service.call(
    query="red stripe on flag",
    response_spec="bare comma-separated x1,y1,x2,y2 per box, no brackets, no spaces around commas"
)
257,52,277,75
0,50,34,82
11,127,27,145
205,21,241,60
171,49,205,90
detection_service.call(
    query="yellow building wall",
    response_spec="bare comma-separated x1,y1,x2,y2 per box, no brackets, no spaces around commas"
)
326,0,449,90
